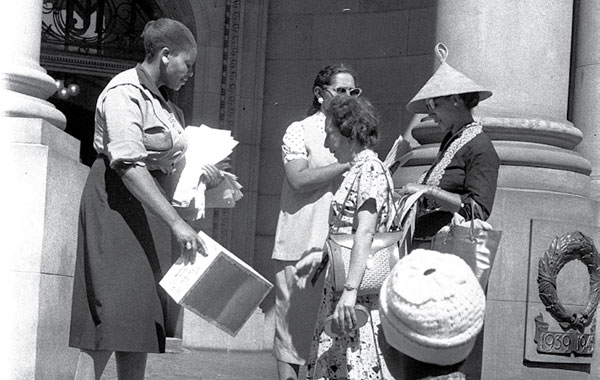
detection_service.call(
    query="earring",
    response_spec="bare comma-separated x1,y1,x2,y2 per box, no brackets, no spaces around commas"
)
318,97,323,104
454,102,458,106
162,57,168,64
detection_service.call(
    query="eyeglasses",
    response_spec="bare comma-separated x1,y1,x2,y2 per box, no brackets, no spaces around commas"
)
326,86,362,97
425,98,437,110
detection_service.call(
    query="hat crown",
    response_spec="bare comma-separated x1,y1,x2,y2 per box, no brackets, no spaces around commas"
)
379,249,485,365
406,43,492,114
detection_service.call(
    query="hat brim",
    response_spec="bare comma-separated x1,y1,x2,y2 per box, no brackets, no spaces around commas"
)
380,304,477,366
406,90,492,114
378,274,481,366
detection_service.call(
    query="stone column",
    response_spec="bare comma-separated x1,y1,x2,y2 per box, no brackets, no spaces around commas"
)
3,1,88,379
0,0,65,127
572,5,600,379
572,1,600,200
393,1,600,379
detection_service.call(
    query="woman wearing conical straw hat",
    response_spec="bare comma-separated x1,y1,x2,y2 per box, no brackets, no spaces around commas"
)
397,43,500,247
380,43,499,379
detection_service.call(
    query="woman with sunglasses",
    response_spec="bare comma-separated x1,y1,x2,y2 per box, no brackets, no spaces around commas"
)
384,44,499,380
399,43,500,252
272,64,362,380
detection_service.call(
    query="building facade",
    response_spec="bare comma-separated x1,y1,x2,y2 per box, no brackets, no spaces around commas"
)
4,0,600,379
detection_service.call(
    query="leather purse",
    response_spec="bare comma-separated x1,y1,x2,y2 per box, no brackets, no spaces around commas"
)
326,163,424,295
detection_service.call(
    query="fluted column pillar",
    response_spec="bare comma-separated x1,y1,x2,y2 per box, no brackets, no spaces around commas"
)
572,1,600,200
411,0,587,170
0,0,65,127
3,1,88,379
393,1,600,379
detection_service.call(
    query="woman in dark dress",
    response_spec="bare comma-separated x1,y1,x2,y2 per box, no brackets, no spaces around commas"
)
69,18,221,380
399,43,499,247
387,43,499,380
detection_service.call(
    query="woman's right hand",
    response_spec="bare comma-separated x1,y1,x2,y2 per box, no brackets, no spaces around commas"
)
171,220,208,264
293,251,323,288
332,289,358,334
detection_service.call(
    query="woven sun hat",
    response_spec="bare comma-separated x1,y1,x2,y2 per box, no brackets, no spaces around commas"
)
406,43,492,114
379,248,485,366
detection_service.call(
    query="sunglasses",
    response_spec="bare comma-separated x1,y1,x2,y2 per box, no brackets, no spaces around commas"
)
426,96,453,110
326,86,362,97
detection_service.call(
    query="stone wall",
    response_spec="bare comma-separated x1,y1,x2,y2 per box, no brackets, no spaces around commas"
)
255,0,437,293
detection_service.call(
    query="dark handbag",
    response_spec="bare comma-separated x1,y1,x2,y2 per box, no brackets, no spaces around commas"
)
326,163,423,295
431,200,502,289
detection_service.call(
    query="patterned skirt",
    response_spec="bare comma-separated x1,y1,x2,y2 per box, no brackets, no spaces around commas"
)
306,274,389,380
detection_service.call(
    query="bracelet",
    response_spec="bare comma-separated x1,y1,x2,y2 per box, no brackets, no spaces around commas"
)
344,283,357,292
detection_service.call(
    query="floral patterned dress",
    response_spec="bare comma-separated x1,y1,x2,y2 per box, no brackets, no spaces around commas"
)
306,149,394,380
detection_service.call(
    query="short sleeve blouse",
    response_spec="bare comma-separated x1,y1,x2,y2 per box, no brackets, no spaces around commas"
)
94,66,187,173
281,112,326,163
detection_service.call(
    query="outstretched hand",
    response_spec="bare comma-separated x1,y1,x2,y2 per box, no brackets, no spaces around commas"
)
293,251,324,289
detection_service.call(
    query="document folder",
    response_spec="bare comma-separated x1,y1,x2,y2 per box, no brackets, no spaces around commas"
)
160,231,273,336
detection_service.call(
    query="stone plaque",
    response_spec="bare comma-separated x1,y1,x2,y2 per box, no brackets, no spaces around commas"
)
524,220,599,364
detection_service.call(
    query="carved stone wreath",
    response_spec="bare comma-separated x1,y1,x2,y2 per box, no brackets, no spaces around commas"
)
537,231,600,333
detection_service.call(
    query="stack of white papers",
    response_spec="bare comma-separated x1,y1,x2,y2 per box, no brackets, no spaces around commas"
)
172,124,243,219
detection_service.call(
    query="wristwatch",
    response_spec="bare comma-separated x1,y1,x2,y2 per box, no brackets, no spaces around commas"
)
343,283,357,292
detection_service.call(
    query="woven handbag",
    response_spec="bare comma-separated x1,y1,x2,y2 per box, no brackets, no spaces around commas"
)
326,162,424,295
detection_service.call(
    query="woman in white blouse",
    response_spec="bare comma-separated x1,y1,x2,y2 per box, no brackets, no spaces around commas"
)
272,64,362,380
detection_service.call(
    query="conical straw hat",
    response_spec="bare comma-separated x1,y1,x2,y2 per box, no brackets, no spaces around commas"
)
406,43,492,114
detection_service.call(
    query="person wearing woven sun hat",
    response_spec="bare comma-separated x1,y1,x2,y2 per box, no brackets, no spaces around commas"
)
397,43,500,245
379,249,485,379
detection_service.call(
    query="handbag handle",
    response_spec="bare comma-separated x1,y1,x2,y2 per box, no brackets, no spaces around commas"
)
467,199,485,241
331,159,400,233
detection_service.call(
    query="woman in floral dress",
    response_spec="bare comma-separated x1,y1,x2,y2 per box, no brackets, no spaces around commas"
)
298,94,395,379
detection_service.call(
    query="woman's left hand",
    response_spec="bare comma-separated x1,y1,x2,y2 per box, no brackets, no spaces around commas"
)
332,290,358,334
201,163,224,188
396,183,429,195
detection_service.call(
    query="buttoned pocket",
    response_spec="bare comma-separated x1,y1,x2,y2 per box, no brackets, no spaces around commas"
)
143,125,173,152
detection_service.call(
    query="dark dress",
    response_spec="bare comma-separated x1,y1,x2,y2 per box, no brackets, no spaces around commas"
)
69,157,173,352
414,121,500,239
69,65,187,353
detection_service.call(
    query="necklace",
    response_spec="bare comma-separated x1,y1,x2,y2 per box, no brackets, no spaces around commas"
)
419,121,483,186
